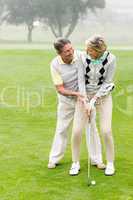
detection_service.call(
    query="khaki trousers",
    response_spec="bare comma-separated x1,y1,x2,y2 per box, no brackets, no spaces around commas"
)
49,97,103,164
72,94,115,163
96,94,114,162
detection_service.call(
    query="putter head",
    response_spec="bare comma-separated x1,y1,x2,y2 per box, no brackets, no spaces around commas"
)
87,179,91,186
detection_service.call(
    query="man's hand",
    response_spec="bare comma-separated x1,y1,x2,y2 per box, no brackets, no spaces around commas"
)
56,85,85,98
78,96,91,117
76,92,85,99
77,95,86,103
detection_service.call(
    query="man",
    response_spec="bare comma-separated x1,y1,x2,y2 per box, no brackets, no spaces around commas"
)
48,38,105,175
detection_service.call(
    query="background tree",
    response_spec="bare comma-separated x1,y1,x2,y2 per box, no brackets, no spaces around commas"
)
0,0,7,26
4,0,105,42
5,0,39,43
38,0,105,38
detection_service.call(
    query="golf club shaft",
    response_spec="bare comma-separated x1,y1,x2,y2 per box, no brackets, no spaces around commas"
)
86,121,91,185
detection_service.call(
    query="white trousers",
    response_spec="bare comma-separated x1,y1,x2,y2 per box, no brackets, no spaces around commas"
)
86,94,114,163
96,94,114,162
49,98,103,164
86,108,103,164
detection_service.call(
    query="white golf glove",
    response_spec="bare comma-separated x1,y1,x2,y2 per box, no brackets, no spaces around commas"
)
89,97,96,110
96,83,115,98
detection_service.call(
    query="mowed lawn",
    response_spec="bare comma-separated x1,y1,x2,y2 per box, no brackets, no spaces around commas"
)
0,49,132,200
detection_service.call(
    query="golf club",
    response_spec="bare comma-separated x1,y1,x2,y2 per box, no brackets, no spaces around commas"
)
86,109,96,186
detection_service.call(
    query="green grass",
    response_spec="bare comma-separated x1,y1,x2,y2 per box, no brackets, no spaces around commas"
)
0,49,132,200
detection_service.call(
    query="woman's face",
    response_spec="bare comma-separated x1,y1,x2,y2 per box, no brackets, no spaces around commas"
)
87,47,103,59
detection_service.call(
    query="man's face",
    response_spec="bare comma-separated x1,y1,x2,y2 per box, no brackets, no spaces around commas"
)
87,47,102,59
60,43,74,64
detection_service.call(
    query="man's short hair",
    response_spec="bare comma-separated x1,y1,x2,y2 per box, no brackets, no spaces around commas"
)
54,38,71,54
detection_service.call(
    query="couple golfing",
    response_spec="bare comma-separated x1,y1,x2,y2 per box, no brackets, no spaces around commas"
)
48,35,116,176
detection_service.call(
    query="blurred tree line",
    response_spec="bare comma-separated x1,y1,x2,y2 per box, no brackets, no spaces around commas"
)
0,0,105,42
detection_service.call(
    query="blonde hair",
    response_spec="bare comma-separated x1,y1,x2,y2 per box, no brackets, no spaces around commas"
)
85,35,107,53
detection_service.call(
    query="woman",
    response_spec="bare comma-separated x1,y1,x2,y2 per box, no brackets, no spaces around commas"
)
79,35,116,175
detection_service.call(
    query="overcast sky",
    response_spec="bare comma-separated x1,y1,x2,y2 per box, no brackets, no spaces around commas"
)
107,0,133,11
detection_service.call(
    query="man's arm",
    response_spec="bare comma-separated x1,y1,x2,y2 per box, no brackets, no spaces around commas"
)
56,84,84,98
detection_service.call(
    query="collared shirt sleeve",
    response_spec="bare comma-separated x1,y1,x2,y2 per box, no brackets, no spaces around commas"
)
50,65,63,85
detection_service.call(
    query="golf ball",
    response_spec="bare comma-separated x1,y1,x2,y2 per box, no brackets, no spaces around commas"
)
91,180,96,185
33,21,40,27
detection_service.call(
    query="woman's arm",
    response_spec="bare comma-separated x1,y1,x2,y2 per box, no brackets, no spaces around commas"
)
90,55,116,108
95,56,116,98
